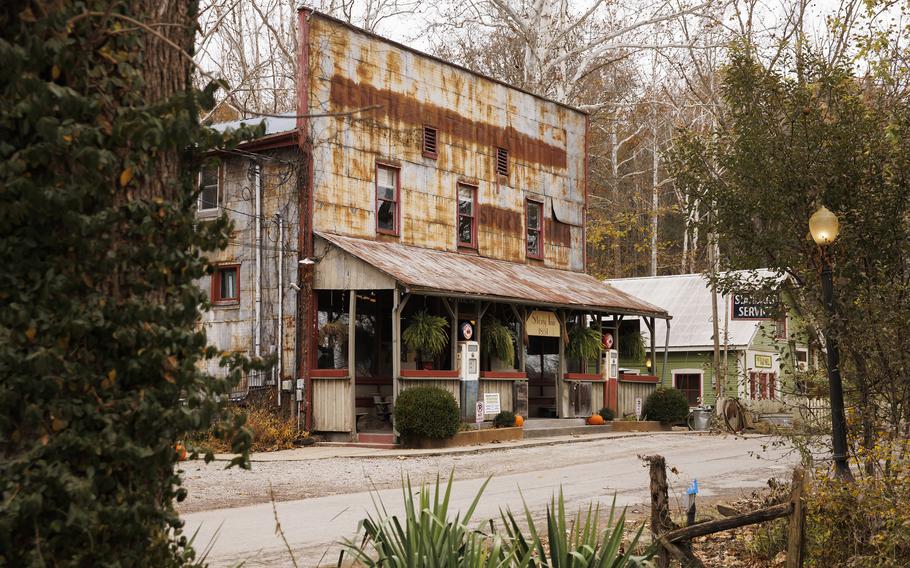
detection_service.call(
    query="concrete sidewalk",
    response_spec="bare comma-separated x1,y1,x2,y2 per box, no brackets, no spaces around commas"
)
207,429,727,462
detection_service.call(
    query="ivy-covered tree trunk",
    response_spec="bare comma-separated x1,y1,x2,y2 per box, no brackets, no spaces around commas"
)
1,2,252,565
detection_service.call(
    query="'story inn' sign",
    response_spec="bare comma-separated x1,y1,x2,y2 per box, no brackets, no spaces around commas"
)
731,292,778,320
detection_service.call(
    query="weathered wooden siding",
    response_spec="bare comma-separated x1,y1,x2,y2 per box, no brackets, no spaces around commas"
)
313,377,353,431
305,14,587,271
480,379,514,419
591,382,604,412
617,381,657,418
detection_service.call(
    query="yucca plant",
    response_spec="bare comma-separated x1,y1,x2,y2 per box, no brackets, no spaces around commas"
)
501,489,652,568
338,472,505,567
340,473,653,568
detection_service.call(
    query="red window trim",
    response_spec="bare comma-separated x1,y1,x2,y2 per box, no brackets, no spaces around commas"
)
673,372,703,406
456,181,478,249
775,313,788,340
526,198,544,260
400,369,460,378
211,263,240,305
375,162,400,236
422,125,438,159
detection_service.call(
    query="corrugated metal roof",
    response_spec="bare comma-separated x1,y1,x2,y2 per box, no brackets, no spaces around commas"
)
317,232,668,316
210,112,296,136
605,271,779,350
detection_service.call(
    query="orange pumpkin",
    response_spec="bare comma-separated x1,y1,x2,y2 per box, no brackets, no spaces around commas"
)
587,414,605,425
175,443,187,461
514,415,524,427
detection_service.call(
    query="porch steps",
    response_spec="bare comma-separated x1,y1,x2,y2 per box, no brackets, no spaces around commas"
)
522,418,613,439
357,432,396,445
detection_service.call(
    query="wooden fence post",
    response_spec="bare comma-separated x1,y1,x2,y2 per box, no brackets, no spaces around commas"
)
786,467,806,568
647,455,678,568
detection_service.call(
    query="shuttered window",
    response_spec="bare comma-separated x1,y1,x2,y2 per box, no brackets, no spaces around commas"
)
422,126,438,158
496,147,508,176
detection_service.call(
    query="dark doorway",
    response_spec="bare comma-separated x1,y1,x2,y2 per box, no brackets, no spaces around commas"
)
526,336,559,417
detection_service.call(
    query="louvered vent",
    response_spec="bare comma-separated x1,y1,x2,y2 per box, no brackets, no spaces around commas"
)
496,147,509,176
423,126,437,157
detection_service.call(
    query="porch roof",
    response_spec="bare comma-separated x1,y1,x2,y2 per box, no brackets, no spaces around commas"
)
316,231,668,318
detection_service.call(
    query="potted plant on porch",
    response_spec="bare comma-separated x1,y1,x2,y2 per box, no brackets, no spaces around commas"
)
567,325,602,372
402,310,449,370
481,315,515,370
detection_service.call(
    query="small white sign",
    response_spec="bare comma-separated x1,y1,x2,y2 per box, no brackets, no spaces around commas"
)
635,397,643,420
483,392,501,415
475,401,485,423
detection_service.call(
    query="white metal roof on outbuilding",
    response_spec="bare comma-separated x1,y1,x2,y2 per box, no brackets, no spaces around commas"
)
209,112,296,136
605,272,779,351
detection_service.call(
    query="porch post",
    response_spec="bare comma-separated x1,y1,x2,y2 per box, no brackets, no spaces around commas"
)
557,309,567,418
509,304,525,373
649,317,657,379
391,289,409,435
348,290,357,438
441,298,457,367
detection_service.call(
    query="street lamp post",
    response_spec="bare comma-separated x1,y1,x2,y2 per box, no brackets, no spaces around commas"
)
809,206,854,481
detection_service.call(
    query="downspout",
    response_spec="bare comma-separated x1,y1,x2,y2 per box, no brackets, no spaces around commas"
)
662,319,670,385
276,213,284,407
254,161,262,363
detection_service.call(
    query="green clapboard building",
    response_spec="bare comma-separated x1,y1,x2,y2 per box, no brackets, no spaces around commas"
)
605,272,815,408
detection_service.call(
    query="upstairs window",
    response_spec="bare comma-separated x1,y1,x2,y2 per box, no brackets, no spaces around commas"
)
212,264,239,304
457,183,477,248
422,126,438,158
775,312,788,340
198,165,220,212
526,199,543,259
376,164,400,235
496,147,509,176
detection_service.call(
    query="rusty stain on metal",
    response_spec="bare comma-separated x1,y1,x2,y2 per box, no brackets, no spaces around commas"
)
317,231,667,316
478,204,522,236
327,74,568,170
546,218,572,247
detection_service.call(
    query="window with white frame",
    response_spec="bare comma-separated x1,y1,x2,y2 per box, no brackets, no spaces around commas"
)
198,165,220,212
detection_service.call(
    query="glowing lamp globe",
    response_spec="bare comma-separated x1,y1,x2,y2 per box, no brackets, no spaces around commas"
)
809,206,840,245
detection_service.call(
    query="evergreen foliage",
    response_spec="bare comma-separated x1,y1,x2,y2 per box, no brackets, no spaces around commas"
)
393,387,461,440
493,410,517,428
641,388,689,424
0,3,257,564
598,407,615,421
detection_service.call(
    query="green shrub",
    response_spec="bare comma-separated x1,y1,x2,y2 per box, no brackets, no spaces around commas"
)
394,387,460,440
642,387,689,424
598,407,615,421
493,410,516,428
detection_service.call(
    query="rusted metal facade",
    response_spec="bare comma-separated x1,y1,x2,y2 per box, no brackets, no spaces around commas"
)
201,10,668,439
303,12,587,270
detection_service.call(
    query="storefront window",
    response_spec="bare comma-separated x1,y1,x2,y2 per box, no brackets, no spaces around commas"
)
316,290,349,369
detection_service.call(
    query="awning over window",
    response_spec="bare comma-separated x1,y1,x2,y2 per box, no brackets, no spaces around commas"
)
315,231,668,318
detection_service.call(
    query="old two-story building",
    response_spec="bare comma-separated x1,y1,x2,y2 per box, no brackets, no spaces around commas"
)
199,9,668,442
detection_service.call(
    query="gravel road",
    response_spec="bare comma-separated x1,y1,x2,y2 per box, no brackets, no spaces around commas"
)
177,432,781,513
